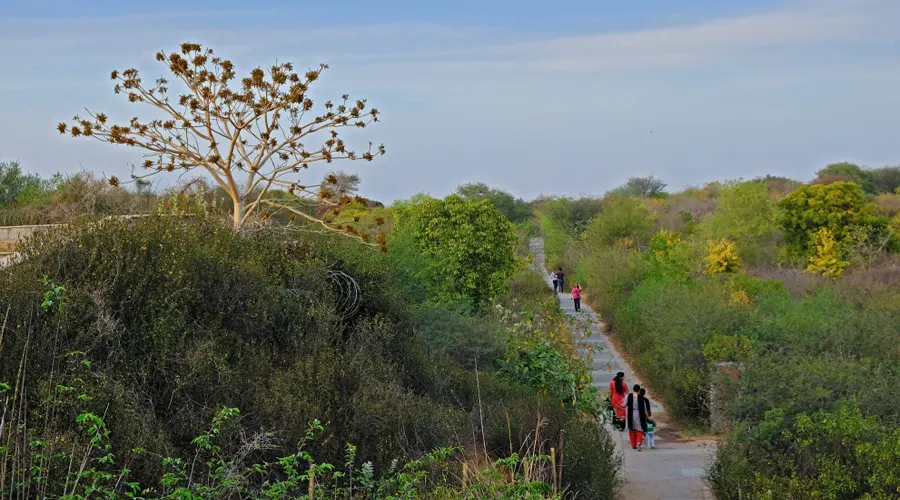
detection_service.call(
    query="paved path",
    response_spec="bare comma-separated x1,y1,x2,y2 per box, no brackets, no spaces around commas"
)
530,238,716,500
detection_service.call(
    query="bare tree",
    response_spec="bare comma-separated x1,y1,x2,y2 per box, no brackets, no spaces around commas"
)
60,42,384,237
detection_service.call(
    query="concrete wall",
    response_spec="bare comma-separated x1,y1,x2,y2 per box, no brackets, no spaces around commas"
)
0,224,59,267
0,216,182,268
0,224,59,249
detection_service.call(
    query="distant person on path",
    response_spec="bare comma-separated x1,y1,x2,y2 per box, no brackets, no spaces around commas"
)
608,372,627,431
551,270,559,293
571,283,582,312
556,268,565,295
626,384,649,451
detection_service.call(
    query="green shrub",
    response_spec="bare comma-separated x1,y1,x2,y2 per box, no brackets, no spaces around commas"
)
582,196,656,250
390,194,519,310
708,403,900,499
697,180,778,265
456,182,532,223
614,276,747,421
0,217,462,481
412,305,505,369
561,417,622,499
537,214,579,272
580,246,646,328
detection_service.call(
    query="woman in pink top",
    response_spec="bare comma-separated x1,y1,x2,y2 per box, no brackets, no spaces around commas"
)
571,283,582,312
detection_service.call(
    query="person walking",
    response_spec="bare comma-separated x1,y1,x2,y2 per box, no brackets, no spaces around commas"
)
551,269,559,293
639,388,655,448
626,384,649,451
608,372,627,431
556,268,565,295
645,417,657,449
639,388,653,419
571,283,582,312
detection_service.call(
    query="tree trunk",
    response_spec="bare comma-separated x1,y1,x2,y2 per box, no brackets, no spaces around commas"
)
232,196,245,230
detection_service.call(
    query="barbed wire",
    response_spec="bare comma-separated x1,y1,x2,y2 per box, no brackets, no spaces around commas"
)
326,261,362,321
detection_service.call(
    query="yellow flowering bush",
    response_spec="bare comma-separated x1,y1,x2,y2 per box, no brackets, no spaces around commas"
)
702,333,754,363
806,227,850,278
730,290,751,307
705,237,742,275
651,230,681,256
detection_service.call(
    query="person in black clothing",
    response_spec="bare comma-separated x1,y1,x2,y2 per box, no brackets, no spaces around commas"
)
556,267,565,295
639,388,652,418
625,384,649,451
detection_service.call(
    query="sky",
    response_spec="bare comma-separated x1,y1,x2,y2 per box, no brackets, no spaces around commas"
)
1,0,899,202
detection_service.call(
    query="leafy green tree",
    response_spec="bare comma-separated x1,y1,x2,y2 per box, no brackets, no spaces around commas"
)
814,162,876,194
391,194,519,309
778,181,882,257
699,180,777,264
608,175,668,198
869,165,900,194
456,182,531,223
534,196,604,235
0,161,49,208
582,196,656,249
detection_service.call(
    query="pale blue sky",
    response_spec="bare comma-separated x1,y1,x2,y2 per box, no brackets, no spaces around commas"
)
1,0,898,202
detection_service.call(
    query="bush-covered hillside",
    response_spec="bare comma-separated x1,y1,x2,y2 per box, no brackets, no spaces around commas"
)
0,203,619,497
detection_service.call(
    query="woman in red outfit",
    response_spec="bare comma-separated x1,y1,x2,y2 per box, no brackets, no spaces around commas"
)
608,371,627,431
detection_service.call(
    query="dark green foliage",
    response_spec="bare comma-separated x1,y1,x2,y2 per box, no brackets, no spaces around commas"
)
456,182,532,223
534,197,605,236
815,162,877,194
0,216,620,497
708,404,900,499
1,217,453,480
561,417,622,499
534,196,605,279
607,175,668,199
0,160,49,208
870,165,900,194
390,194,519,310
411,305,505,369
582,196,657,249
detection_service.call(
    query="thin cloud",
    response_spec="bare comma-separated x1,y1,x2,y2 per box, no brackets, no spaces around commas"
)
485,0,900,71
2,0,896,79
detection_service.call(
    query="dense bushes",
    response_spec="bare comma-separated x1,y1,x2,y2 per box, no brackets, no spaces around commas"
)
0,215,621,497
2,217,446,475
708,404,900,499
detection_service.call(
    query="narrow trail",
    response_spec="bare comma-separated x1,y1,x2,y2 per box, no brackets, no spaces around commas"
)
529,238,716,500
